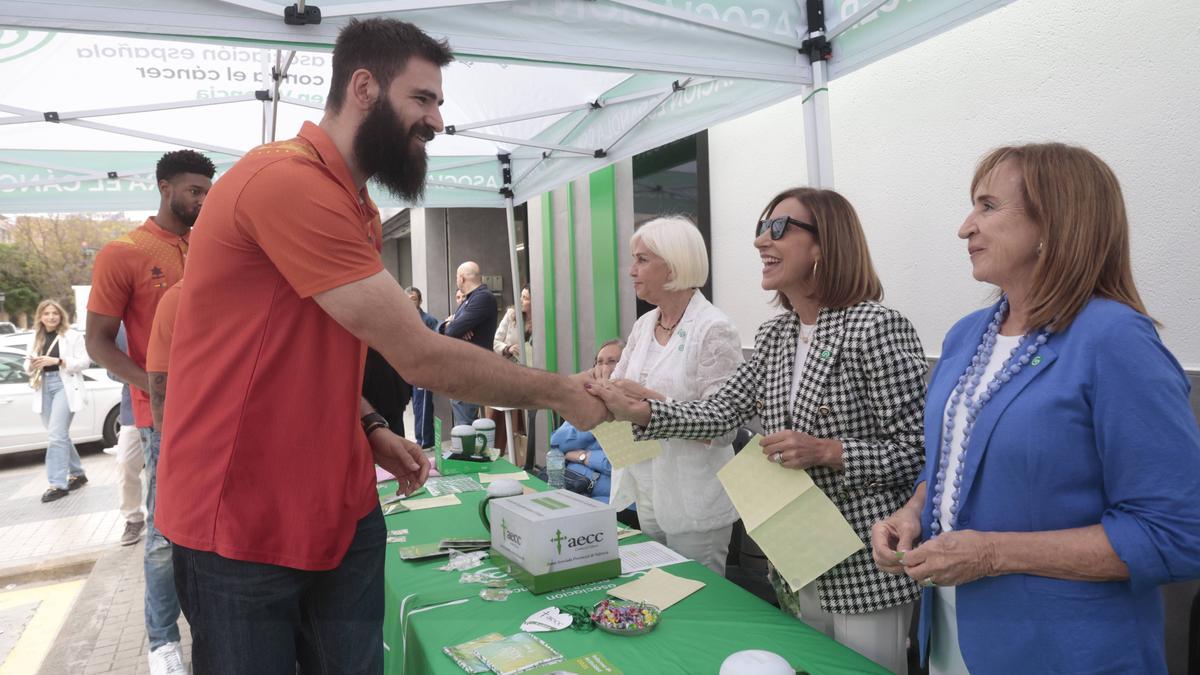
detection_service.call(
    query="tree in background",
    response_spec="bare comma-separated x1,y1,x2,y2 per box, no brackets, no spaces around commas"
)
0,213,138,326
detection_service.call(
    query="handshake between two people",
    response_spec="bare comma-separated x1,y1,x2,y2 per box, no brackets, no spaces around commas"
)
578,372,662,425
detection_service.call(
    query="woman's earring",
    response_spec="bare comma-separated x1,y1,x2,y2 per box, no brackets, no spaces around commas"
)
812,259,820,278
1037,241,1044,256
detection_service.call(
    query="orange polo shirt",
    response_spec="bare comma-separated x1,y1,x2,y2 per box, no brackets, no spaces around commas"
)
145,281,181,374
156,122,384,570
87,218,188,427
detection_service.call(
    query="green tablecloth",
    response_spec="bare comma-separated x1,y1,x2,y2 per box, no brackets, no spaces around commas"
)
379,461,888,674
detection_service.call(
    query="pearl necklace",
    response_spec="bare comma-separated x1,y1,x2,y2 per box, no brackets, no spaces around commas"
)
929,297,1050,537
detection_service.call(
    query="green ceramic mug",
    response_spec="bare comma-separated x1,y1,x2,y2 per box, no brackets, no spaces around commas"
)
451,424,487,456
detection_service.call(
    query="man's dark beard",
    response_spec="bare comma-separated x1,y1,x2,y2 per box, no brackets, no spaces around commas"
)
170,195,200,228
354,95,431,203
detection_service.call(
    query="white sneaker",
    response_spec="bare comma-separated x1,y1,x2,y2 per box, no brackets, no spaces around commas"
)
148,642,188,675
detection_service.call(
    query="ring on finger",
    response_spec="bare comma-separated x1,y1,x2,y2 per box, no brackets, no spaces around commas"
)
922,576,936,588
772,452,784,464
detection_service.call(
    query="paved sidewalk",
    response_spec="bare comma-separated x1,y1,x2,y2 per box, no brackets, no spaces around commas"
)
0,451,129,571
40,540,192,675
2,407,421,673
0,446,193,674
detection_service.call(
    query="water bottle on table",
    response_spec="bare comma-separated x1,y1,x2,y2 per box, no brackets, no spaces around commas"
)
546,446,565,488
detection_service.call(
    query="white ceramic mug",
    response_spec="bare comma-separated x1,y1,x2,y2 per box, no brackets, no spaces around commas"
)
472,418,496,450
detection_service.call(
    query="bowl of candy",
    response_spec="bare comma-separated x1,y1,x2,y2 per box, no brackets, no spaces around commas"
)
590,599,661,636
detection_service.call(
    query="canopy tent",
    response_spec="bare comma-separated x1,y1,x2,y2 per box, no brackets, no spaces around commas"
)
0,0,1017,210
0,0,1017,363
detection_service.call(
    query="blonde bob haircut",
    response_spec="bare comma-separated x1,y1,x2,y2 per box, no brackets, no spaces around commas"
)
971,143,1150,331
32,299,71,355
758,187,883,310
631,216,709,291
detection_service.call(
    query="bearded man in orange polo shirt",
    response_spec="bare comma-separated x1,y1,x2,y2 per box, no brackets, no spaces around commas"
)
155,18,607,674
87,149,213,675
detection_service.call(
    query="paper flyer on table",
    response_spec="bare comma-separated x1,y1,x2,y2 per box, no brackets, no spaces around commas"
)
609,568,705,610
618,540,689,573
591,422,661,470
479,471,530,483
400,494,462,510
717,435,863,590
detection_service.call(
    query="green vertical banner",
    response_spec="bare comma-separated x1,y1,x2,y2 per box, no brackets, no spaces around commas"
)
589,166,621,343
566,183,581,374
540,192,558,376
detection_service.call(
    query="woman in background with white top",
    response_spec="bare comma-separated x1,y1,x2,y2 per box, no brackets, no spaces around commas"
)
24,299,91,503
604,215,743,575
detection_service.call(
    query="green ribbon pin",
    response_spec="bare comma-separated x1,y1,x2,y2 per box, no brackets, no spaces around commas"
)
1031,355,1043,366
819,349,831,360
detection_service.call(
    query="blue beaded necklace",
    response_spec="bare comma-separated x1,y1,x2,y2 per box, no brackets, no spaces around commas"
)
930,297,1050,537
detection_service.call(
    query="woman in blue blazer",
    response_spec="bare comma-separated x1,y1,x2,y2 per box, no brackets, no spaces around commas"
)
871,143,1200,674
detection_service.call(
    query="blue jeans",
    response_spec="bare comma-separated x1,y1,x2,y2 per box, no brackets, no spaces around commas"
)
41,372,82,490
412,387,435,448
140,428,181,649
451,399,480,427
173,506,385,674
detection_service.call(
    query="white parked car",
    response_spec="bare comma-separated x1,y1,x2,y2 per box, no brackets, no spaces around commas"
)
0,346,122,455
1,331,34,350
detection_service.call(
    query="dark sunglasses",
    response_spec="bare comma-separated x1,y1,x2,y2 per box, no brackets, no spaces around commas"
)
756,216,818,240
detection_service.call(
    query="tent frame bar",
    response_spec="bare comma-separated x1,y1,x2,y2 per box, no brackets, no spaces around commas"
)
0,155,239,189
0,104,246,157
450,102,593,134
448,82,683,134
0,94,260,126
510,106,594,188
449,129,598,157
604,84,682,156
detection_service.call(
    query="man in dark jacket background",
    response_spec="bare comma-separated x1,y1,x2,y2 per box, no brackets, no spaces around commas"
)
440,261,497,424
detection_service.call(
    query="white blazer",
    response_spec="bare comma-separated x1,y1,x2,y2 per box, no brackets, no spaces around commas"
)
24,329,90,414
609,290,743,534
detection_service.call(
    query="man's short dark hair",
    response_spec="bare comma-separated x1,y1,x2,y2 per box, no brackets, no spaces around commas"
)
156,150,216,182
327,18,454,113
405,286,423,303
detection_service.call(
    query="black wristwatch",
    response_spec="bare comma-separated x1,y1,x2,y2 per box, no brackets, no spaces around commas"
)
361,412,390,437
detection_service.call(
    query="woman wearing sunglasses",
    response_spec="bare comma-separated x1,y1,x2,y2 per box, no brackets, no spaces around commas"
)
591,187,926,673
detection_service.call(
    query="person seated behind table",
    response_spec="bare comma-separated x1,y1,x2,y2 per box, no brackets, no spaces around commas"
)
551,340,624,502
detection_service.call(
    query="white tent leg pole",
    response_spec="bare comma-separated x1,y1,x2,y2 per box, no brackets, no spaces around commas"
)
504,194,525,465
261,52,274,144
801,86,821,187
505,195,526,367
808,58,834,188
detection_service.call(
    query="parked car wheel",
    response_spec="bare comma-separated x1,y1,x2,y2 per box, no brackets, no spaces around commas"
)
103,406,120,447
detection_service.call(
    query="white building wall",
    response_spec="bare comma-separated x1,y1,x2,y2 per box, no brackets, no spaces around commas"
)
710,0,1200,367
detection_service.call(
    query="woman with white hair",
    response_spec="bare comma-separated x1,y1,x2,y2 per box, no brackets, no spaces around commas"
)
24,299,91,503
604,215,744,575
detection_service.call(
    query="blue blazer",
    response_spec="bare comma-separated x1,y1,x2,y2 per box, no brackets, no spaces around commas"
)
917,298,1200,674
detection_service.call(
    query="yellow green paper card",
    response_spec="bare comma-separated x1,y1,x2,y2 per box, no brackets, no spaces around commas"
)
717,435,863,590
473,632,562,675
591,422,661,469
524,652,623,674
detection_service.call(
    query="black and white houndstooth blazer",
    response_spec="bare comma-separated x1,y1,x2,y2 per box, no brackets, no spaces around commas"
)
640,301,926,614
